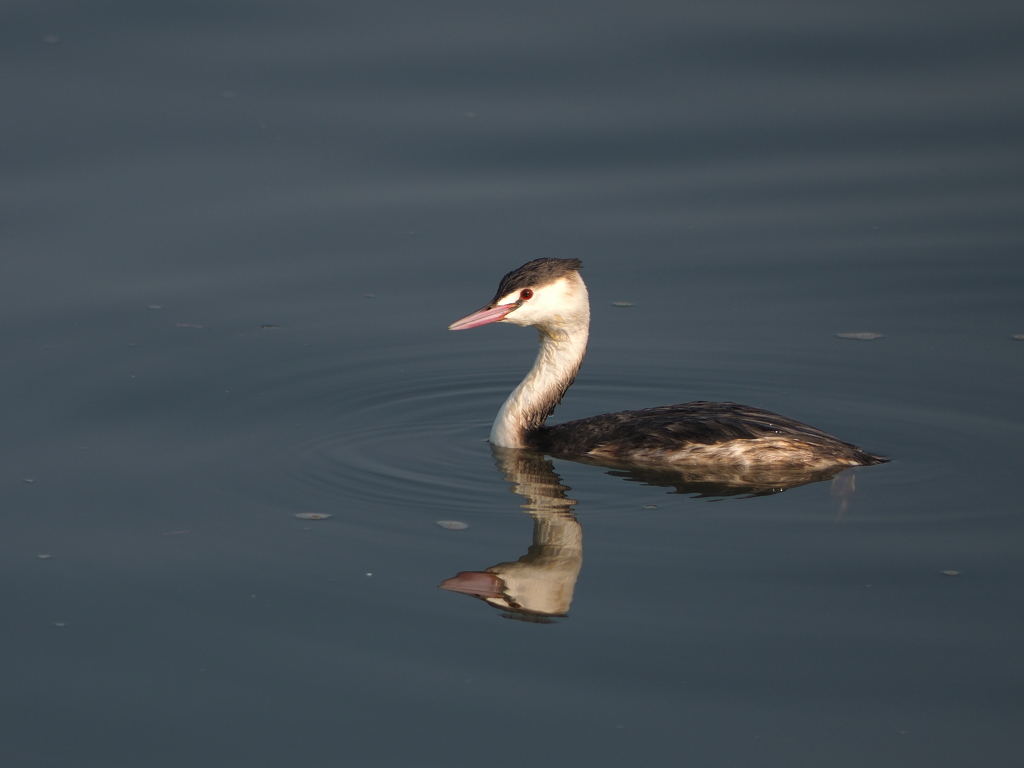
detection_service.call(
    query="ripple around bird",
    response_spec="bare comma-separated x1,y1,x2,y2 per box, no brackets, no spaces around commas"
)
244,340,1015,525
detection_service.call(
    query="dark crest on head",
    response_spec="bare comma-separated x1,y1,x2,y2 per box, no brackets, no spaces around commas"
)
491,258,583,304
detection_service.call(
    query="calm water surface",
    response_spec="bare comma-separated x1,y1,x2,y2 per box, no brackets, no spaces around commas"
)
3,2,1023,766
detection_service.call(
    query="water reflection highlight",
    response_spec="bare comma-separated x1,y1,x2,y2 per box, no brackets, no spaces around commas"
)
440,448,582,623
440,446,867,621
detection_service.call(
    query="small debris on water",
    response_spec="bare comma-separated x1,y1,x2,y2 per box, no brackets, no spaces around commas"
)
1013,334,1024,340
294,512,332,521
836,332,883,340
362,293,376,298
37,554,52,560
147,305,162,310
941,570,960,576
23,478,35,483
365,572,373,577
611,301,633,307
643,504,658,509
261,324,279,329
54,622,66,627
175,323,204,329
436,520,469,530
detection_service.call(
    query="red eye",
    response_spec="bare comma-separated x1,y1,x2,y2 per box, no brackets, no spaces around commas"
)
520,289,533,300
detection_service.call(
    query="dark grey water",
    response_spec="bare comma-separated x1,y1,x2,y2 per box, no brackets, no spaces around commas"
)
4,1,1023,766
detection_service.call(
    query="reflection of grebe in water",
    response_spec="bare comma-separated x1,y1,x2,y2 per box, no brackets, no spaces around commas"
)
439,445,866,621
440,448,582,622
449,258,887,479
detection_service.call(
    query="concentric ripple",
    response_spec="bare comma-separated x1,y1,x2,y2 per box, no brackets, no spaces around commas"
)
260,342,534,516
239,337,1019,525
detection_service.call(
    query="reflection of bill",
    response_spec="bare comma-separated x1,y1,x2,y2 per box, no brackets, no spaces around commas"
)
439,448,582,623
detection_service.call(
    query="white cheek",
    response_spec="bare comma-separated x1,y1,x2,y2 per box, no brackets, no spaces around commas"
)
502,308,534,326
495,279,574,326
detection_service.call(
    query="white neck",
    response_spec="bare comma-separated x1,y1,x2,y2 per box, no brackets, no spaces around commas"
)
490,306,590,448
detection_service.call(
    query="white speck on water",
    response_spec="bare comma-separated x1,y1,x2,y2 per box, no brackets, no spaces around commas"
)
365,572,373,577
942,570,960,576
294,512,331,520
1012,334,1024,340
611,301,633,307
836,332,883,340
147,304,162,310
643,504,658,509
54,622,66,627
436,520,469,530
37,554,52,560
23,478,35,483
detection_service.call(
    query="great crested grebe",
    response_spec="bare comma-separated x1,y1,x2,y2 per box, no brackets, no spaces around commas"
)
449,258,887,471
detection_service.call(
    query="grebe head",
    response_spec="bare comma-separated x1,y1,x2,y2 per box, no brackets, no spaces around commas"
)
448,257,588,333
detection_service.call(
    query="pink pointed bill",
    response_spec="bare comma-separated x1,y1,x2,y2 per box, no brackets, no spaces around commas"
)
438,571,506,598
448,303,516,331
